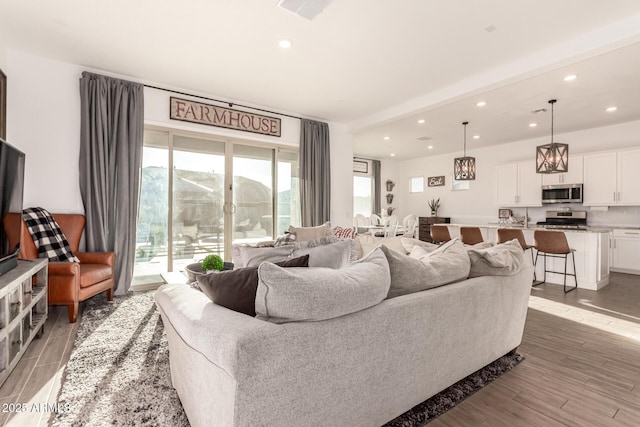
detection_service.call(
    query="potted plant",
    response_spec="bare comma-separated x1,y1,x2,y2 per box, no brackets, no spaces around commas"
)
201,254,224,273
428,198,440,216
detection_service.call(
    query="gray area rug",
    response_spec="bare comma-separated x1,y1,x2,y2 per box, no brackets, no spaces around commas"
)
54,291,523,426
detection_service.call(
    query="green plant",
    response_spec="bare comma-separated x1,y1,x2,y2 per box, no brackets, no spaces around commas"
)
428,198,440,212
201,254,224,272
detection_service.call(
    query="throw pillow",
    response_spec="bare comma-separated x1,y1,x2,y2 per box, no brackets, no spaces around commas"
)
274,233,296,247
196,255,310,316
357,235,406,258
288,222,332,242
291,239,355,268
255,247,390,323
400,237,438,254
233,245,294,268
333,226,357,239
384,238,471,299
293,236,339,249
467,238,524,278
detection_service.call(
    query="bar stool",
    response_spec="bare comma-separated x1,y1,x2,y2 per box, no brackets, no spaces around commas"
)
497,228,536,282
460,227,484,245
533,230,577,293
430,225,451,244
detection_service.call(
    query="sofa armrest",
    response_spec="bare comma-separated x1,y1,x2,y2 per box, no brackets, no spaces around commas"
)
154,284,283,376
77,252,116,267
48,261,80,276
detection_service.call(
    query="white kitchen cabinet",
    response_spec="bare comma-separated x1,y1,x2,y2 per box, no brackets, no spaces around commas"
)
611,229,640,274
583,149,640,206
541,155,584,185
496,161,541,207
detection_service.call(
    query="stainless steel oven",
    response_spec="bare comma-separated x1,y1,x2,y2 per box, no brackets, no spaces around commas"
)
541,184,583,204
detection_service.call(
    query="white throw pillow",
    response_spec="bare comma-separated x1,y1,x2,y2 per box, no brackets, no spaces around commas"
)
385,238,471,298
288,222,332,242
291,240,355,269
467,238,524,278
255,247,391,323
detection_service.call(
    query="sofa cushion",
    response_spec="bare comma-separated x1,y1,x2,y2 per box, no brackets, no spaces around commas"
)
467,238,524,278
288,222,332,242
255,247,390,323
233,245,294,268
79,264,113,288
196,255,310,316
274,233,296,247
383,238,471,299
400,237,438,254
291,239,355,268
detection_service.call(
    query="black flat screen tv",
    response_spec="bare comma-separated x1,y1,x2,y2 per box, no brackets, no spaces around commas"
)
0,138,25,276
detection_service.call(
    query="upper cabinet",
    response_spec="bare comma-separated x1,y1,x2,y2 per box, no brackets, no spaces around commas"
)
541,155,584,186
496,161,541,207
583,149,640,206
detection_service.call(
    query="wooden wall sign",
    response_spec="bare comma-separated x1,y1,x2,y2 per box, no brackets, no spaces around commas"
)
170,97,281,137
428,176,445,187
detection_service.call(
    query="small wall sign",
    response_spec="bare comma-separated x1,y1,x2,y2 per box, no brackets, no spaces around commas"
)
353,160,368,173
428,176,445,187
170,97,281,137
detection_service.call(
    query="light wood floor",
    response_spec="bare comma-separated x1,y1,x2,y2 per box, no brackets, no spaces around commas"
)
1,274,640,426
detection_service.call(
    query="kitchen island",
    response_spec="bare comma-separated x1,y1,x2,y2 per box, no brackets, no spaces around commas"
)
446,224,610,291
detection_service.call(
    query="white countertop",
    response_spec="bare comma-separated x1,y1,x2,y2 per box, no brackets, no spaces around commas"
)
445,223,610,234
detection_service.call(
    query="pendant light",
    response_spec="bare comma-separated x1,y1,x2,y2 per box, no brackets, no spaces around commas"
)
453,121,476,180
536,99,568,174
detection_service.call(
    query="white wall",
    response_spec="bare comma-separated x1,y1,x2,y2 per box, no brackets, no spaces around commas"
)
7,50,84,212
5,49,354,227
396,120,640,225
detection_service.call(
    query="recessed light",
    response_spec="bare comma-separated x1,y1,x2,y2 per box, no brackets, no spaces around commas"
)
383,136,390,140
390,153,396,157
564,74,577,82
278,39,293,49
476,101,486,107
529,123,538,128
417,119,425,124
473,135,480,139
606,106,618,112
427,145,434,150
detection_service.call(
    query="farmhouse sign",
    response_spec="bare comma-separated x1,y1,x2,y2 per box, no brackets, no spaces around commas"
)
170,97,281,137
428,176,445,187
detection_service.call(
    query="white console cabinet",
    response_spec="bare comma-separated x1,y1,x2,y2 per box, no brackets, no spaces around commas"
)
0,259,48,386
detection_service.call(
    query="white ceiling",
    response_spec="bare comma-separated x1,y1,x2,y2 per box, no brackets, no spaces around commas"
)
2,1,640,159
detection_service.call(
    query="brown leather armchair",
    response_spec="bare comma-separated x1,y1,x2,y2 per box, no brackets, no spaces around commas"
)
3,213,115,323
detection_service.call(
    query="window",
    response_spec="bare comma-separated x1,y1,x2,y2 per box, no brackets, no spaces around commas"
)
410,176,424,193
353,176,373,216
134,128,300,283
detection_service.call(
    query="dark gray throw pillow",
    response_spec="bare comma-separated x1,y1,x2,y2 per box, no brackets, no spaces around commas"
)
196,255,310,316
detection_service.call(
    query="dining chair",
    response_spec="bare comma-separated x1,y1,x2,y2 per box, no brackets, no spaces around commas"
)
402,214,418,238
369,214,382,226
354,214,368,234
384,215,399,238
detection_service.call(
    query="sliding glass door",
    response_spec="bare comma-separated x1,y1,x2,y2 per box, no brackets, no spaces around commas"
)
134,128,299,281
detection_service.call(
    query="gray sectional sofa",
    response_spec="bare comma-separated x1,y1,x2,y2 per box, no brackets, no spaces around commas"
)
155,238,534,427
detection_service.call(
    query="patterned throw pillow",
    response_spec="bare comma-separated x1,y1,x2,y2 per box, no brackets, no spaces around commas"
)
333,226,357,239
274,233,297,247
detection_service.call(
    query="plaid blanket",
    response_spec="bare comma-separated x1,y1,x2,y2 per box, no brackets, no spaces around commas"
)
22,207,80,262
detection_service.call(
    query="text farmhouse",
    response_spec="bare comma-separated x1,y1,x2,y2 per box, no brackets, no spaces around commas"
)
170,97,281,137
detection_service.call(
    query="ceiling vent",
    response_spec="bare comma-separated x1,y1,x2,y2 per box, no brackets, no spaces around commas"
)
416,136,433,142
277,0,332,20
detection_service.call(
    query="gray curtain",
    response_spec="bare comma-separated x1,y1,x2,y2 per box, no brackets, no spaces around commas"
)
371,160,381,215
300,119,331,226
79,72,144,295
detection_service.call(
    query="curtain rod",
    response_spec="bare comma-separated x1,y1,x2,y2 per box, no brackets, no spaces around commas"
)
143,84,302,120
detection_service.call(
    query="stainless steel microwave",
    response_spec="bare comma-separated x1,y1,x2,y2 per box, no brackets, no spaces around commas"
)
541,184,583,204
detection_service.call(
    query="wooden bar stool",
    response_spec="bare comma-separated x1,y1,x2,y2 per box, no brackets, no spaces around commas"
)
497,228,536,282
430,225,451,244
460,227,484,245
533,230,577,293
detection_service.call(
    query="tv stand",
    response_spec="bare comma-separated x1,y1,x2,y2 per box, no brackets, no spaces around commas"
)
0,259,48,386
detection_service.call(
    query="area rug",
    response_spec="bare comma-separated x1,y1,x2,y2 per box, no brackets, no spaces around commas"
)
54,291,523,427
